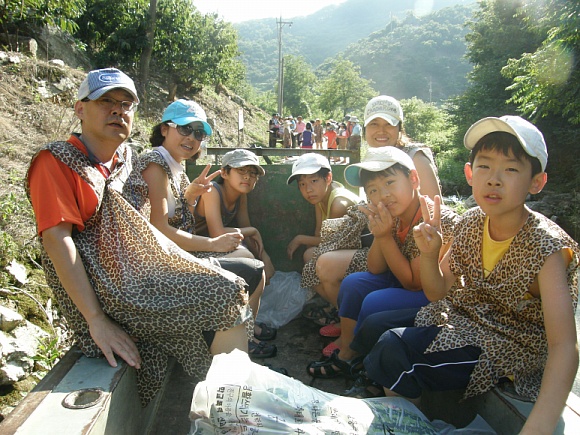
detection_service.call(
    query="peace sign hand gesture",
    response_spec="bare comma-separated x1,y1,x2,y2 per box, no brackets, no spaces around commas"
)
184,164,221,202
413,195,443,259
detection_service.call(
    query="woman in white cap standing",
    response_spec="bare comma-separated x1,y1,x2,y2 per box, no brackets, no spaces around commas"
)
363,95,441,200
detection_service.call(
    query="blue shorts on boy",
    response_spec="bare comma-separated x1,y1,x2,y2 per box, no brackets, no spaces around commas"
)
337,201,458,330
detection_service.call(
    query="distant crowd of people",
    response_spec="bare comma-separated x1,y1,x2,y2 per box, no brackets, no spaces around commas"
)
268,113,362,157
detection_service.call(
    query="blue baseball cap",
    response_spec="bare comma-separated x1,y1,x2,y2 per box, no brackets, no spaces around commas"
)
161,99,213,136
77,68,139,103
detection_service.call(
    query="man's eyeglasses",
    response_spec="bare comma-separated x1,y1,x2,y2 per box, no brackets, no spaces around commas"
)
83,97,138,113
234,167,260,179
167,122,207,141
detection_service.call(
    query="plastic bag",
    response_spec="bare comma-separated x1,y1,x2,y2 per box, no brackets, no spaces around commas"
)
189,350,496,434
255,271,314,328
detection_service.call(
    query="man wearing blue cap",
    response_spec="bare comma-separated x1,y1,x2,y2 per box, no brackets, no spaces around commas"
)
26,68,251,405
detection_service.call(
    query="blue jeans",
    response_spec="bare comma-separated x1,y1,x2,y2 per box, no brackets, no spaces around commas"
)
337,271,429,334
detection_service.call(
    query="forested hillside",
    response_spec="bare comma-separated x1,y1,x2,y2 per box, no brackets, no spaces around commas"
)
236,0,474,97
345,5,475,103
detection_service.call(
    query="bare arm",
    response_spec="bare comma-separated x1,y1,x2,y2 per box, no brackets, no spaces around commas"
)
413,195,455,301
287,234,321,259
328,196,355,220
521,251,578,434
287,204,323,259
142,164,241,252
413,152,441,201
42,223,141,369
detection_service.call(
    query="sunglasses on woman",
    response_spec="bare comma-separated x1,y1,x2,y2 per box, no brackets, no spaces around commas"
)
167,122,207,141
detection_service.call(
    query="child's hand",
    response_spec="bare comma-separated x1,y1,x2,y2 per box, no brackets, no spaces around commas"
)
210,231,243,252
360,202,394,238
287,236,302,259
413,195,442,257
184,164,221,200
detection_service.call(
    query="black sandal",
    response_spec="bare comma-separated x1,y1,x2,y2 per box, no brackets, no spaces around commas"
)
254,322,277,341
248,340,277,358
307,349,363,379
263,364,289,376
302,306,339,326
343,372,385,398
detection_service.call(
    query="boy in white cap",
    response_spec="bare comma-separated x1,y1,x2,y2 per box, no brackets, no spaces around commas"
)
286,153,359,263
355,116,579,432
307,147,457,378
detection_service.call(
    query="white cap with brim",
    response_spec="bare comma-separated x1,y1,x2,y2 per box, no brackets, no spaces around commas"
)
344,146,415,187
287,153,331,184
222,149,266,176
364,95,403,127
463,115,547,172
161,99,213,136
77,68,140,103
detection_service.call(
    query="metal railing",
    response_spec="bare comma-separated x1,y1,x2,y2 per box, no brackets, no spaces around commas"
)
202,146,360,165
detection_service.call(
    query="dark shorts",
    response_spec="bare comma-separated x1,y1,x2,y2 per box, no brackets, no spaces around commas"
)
216,257,264,296
363,319,481,399
203,257,264,347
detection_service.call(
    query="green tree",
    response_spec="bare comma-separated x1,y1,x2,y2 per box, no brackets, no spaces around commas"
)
502,0,580,124
75,0,148,68
401,97,456,154
400,98,465,194
317,56,376,120
153,1,242,99
449,0,543,140
138,0,158,100
0,0,84,35
281,55,317,117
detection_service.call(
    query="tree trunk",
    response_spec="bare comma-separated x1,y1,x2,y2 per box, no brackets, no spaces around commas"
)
138,0,158,113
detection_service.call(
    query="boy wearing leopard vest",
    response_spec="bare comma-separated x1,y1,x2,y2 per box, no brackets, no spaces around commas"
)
358,116,579,433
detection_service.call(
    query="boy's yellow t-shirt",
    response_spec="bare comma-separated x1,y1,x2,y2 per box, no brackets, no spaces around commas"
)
482,216,514,278
483,215,573,279
318,182,360,221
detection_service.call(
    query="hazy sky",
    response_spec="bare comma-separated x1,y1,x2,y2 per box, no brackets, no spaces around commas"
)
194,0,348,23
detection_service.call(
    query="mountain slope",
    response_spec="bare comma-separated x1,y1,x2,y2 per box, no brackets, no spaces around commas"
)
236,0,474,97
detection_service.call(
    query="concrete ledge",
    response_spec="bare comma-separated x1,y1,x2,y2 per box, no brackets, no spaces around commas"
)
422,387,580,434
0,347,165,435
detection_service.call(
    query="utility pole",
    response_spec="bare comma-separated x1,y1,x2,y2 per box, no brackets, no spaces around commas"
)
277,17,292,116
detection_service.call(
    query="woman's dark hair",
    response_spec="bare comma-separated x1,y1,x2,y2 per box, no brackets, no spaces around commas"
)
150,122,201,160
360,164,411,187
150,123,165,147
469,132,542,177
